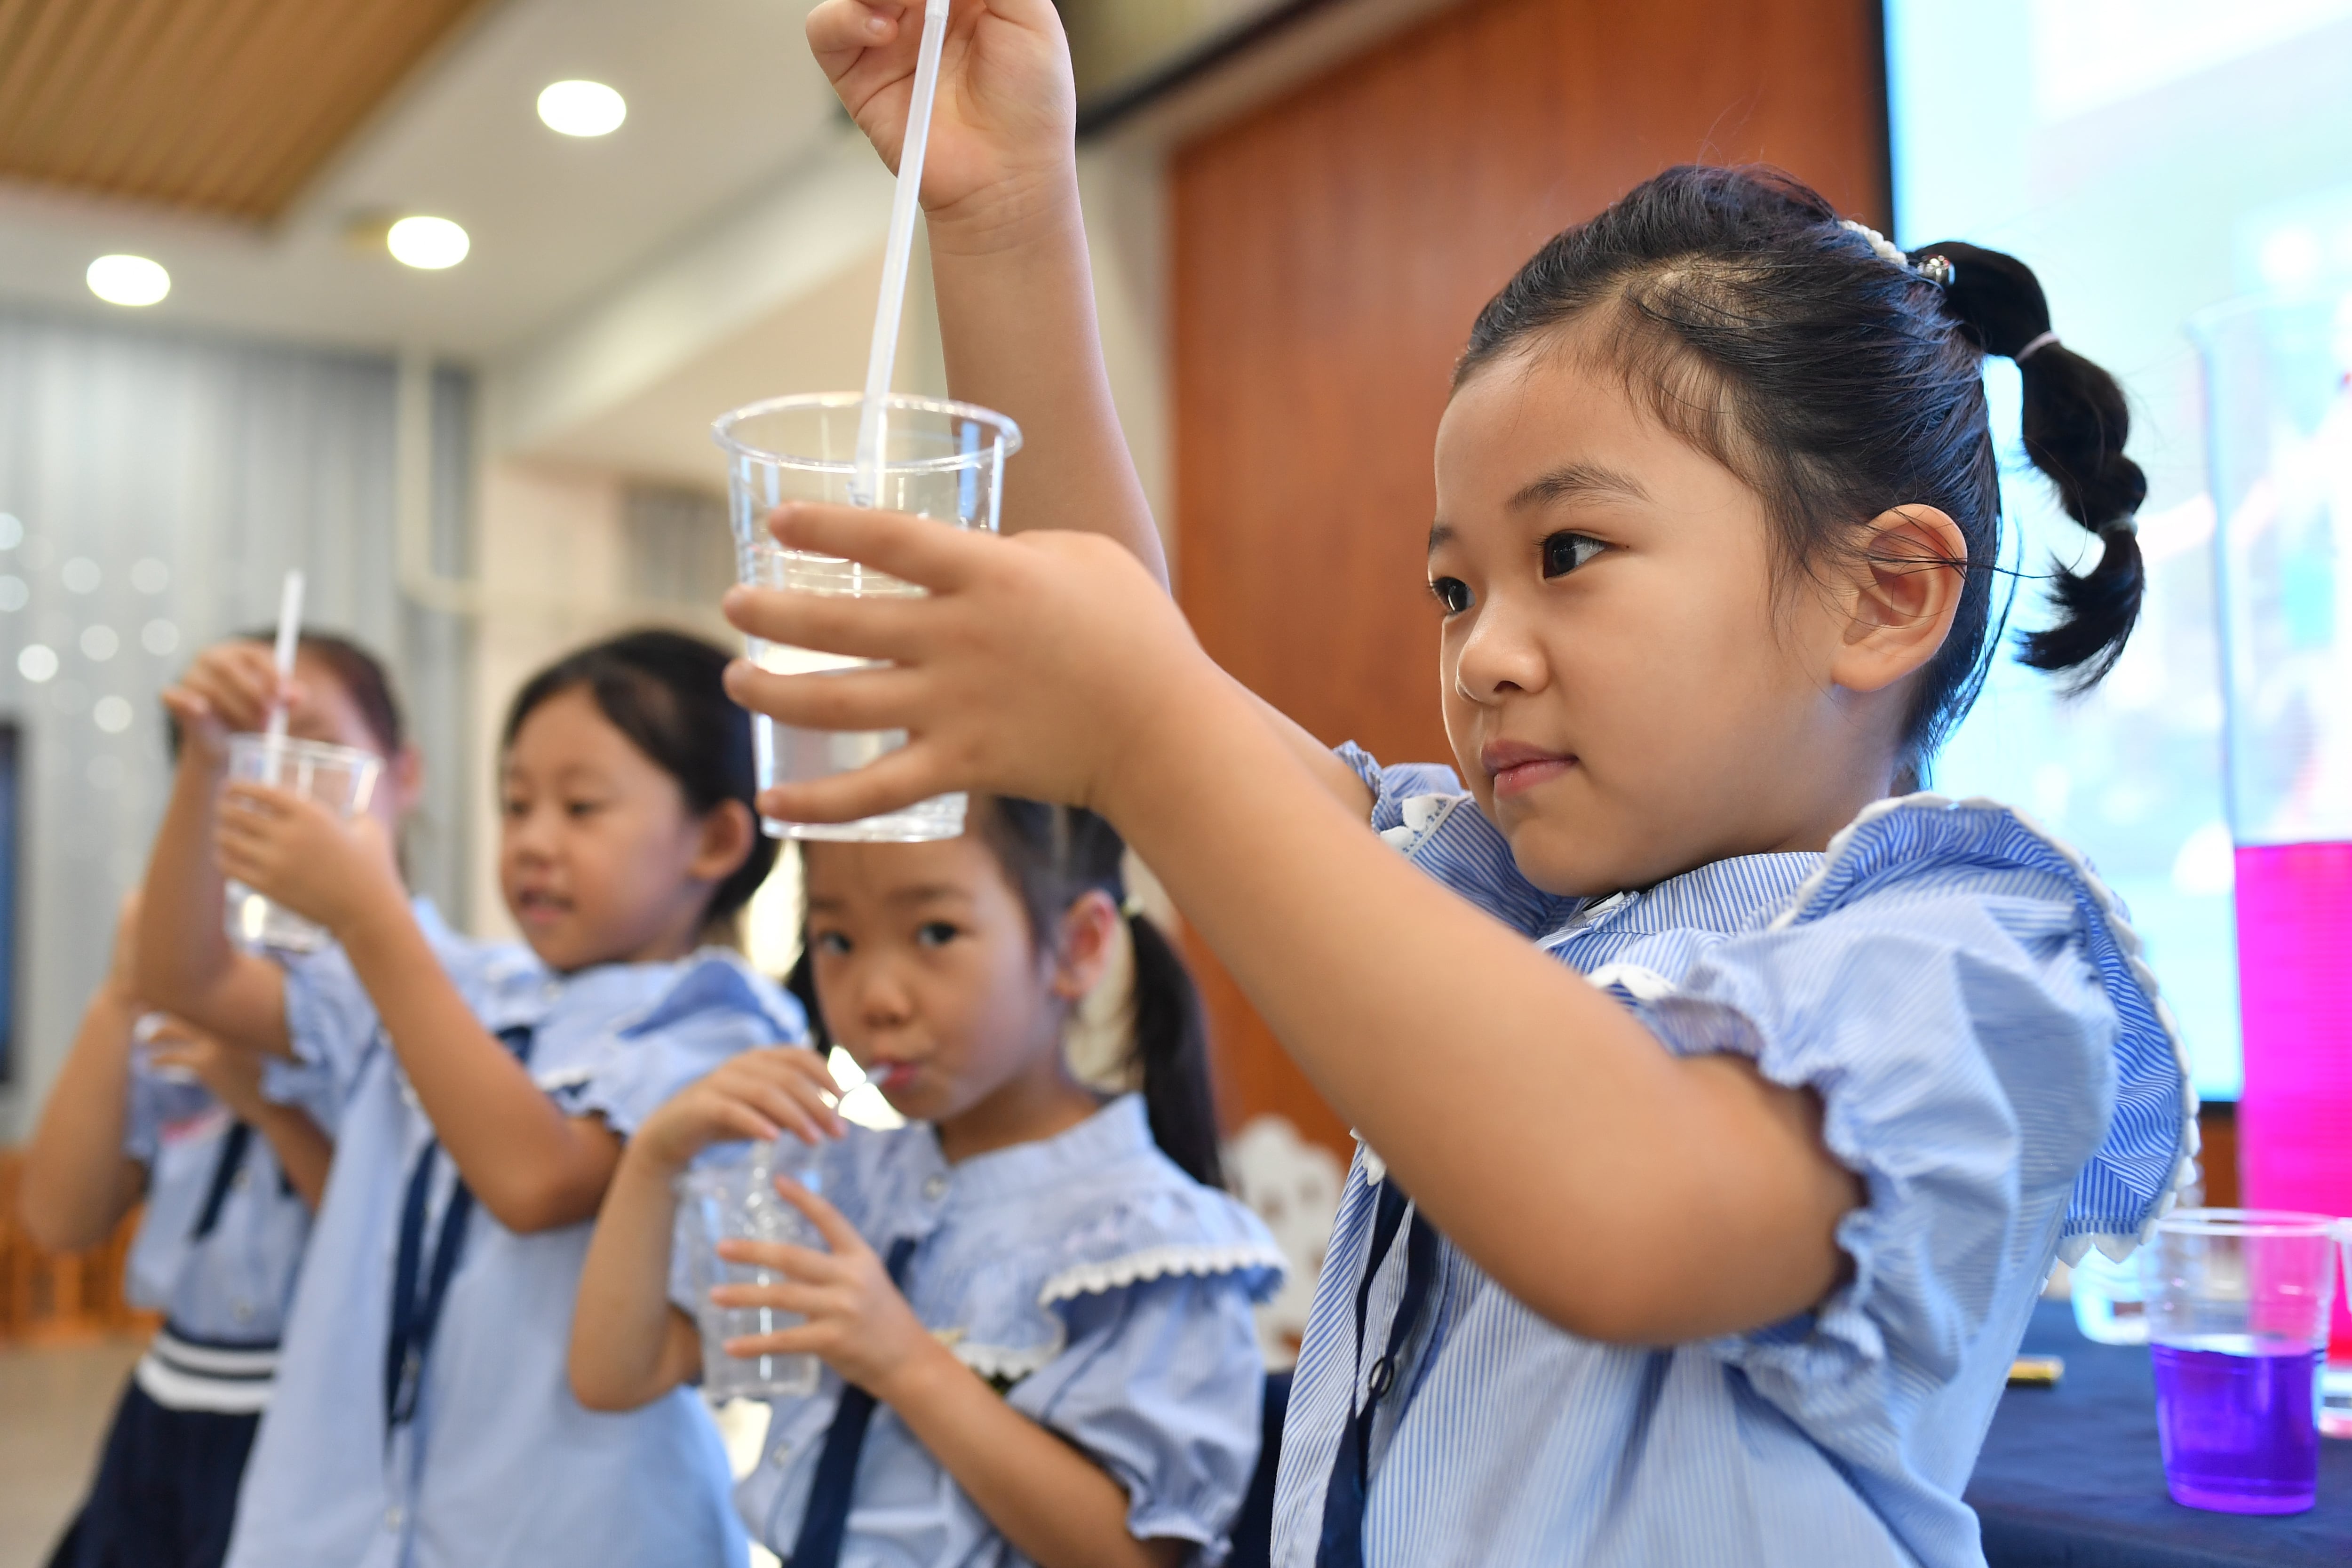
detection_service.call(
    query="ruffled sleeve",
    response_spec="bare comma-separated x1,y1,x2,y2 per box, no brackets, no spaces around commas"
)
1634,796,2193,1469
573,952,808,1137
1334,742,1579,936
1009,1273,1271,1563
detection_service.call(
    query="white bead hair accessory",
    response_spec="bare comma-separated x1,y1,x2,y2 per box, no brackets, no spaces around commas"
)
1840,218,1909,266
2014,330,2061,363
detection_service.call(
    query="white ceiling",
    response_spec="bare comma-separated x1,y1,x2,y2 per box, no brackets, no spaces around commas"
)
0,0,843,359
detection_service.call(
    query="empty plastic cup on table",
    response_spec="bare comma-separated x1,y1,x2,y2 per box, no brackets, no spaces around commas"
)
675,1138,827,1401
2139,1208,2338,1515
222,734,382,954
712,392,1021,843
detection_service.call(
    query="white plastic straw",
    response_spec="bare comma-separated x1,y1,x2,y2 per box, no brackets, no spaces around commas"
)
851,0,951,506
264,569,303,747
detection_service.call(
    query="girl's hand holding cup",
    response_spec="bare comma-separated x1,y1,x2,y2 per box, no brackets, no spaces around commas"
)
160,640,302,772
213,781,402,937
806,0,1076,235
632,1048,849,1178
144,1023,271,1122
722,503,1219,830
711,1177,937,1399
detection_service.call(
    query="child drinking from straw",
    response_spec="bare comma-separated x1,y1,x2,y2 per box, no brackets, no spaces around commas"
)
724,6,2195,1563
138,629,803,1568
570,801,1283,1568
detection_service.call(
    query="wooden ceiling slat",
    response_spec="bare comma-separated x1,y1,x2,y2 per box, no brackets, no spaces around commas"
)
69,0,244,191
0,0,96,147
8,0,159,164
233,0,477,216
0,0,487,223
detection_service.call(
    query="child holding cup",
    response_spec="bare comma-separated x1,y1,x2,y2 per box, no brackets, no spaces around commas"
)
728,5,2198,1563
136,629,806,1568
570,799,1282,1568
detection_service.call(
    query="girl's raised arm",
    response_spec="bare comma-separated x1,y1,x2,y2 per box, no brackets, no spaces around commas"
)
809,0,1372,815
17,899,150,1252
137,644,297,1054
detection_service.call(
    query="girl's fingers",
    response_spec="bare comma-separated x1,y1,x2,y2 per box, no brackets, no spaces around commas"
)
767,503,986,593
722,584,933,665
708,1280,830,1316
753,743,959,828
807,0,905,62
721,660,924,738
713,1238,840,1280
721,1325,828,1360
766,1175,866,1254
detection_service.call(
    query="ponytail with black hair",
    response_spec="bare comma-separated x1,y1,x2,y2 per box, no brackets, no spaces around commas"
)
1911,241,2148,687
976,799,1225,1190
1455,165,2148,776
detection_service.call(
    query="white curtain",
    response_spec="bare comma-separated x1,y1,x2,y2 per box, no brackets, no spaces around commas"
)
0,309,474,1135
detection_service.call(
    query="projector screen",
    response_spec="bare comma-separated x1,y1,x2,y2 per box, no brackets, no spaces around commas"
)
1885,0,2352,1099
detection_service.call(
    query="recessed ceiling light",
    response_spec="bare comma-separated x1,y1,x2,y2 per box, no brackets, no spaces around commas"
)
87,255,169,307
538,80,626,137
387,216,469,270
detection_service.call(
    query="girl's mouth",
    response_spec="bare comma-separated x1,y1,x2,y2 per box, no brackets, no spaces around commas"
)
1481,742,1576,798
861,1060,915,1095
514,890,572,924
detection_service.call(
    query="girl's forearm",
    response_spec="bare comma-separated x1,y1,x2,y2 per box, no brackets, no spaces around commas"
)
571,1148,702,1410
246,1104,333,1212
17,987,146,1253
926,183,1167,583
1104,679,1855,1343
877,1341,1178,1568
139,759,292,1052
338,898,619,1233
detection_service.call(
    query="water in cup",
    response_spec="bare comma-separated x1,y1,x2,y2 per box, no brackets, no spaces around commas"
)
2140,1208,2338,1514
675,1138,827,1401
222,734,382,954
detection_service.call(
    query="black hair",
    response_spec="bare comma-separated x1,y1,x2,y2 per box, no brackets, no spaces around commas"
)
795,801,1225,1188
501,629,775,933
1454,165,2146,779
166,629,407,761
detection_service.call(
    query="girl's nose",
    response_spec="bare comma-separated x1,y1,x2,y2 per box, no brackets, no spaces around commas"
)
850,963,916,1032
1453,597,1550,702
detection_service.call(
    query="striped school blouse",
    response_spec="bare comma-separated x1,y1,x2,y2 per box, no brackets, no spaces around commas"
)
1267,747,2193,1568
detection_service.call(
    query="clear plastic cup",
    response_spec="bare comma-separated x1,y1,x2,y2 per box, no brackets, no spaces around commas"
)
2071,1247,2150,1345
2139,1209,2339,1514
675,1139,827,1401
222,734,382,954
712,391,1021,843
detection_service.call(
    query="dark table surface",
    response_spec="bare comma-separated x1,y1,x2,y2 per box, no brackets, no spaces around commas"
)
1965,1299,2352,1567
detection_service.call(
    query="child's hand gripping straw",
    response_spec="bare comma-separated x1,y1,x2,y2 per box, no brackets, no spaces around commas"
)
221,570,383,953
711,0,1022,845
675,1137,829,1400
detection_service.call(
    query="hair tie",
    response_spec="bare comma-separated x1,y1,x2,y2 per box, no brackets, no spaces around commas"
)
2014,330,2060,363
1120,890,1146,919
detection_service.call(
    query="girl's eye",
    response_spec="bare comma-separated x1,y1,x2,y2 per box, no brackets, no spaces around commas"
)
812,931,850,956
1542,532,1605,578
565,799,604,819
1429,577,1472,615
915,921,960,948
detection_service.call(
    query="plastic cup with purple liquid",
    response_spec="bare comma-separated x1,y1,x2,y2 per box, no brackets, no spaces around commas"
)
2140,1208,2339,1514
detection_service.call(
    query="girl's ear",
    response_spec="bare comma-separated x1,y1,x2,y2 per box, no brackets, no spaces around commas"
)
385,745,427,818
1048,888,1122,1003
688,798,758,885
1828,505,1968,694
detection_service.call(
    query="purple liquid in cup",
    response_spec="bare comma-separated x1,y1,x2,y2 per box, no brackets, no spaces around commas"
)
2151,1340,2320,1514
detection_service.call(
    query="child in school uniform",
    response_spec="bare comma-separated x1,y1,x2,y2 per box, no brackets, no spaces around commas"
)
721,6,2195,1564
20,631,409,1568
571,800,1284,1568
136,629,805,1568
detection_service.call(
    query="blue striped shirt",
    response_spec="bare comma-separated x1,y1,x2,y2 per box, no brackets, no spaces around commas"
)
1268,748,2193,1568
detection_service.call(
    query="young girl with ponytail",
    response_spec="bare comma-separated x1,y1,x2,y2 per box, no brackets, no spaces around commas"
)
571,799,1283,1568
714,6,2199,1564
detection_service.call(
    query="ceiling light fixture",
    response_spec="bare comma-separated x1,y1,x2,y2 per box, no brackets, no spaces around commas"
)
87,255,170,307
387,216,469,270
537,80,626,137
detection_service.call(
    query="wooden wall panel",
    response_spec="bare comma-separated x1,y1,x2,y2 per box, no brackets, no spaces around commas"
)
1172,0,1889,1155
